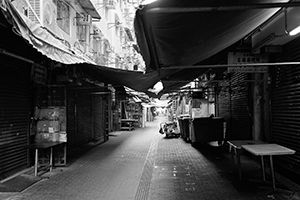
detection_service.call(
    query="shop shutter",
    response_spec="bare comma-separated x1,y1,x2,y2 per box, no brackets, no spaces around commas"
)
92,95,107,142
0,54,31,179
66,85,108,149
74,86,93,146
218,72,252,140
66,87,76,149
271,47,300,175
218,79,231,139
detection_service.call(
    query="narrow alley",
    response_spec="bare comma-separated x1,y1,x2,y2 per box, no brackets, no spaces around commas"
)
1,115,300,200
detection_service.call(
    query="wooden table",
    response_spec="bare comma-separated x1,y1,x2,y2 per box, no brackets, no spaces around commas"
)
25,142,67,176
227,140,266,180
242,143,295,193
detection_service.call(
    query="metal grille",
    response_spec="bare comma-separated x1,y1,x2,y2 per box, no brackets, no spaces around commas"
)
92,94,106,142
271,65,300,176
66,87,76,149
218,72,252,140
74,84,93,146
0,54,31,180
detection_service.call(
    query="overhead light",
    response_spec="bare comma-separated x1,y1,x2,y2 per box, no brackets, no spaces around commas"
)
289,25,300,36
141,0,157,5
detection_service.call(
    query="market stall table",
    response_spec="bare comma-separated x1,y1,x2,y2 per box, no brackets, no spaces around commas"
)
24,141,67,176
241,143,295,193
120,119,138,131
227,140,267,180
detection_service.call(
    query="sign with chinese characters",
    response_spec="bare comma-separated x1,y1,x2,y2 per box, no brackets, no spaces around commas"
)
227,66,268,73
227,52,268,73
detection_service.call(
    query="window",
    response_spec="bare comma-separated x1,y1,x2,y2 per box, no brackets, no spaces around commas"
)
56,0,70,34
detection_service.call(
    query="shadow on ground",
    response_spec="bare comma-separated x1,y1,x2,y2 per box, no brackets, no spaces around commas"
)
191,142,295,200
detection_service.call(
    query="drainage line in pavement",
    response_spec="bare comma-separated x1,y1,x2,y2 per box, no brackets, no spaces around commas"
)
134,134,159,200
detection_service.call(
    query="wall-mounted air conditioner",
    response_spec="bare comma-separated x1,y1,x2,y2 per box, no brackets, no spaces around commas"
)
41,0,57,33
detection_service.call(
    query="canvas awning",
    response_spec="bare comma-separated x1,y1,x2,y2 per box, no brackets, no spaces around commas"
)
133,0,296,95
2,0,95,65
2,0,299,99
78,0,101,19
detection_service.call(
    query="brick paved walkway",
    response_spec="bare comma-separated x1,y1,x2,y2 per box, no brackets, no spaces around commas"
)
1,115,300,200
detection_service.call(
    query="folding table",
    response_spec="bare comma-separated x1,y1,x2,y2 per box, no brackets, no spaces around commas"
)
227,140,266,180
242,143,295,193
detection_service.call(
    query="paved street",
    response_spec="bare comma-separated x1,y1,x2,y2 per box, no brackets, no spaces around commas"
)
1,115,300,200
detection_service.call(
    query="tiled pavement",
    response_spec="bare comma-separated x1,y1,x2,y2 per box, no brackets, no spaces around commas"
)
1,115,300,200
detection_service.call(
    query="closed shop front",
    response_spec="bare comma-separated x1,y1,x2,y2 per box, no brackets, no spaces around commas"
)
75,87,93,146
66,83,108,149
92,94,108,142
218,72,253,140
270,39,300,179
66,85,92,148
0,54,31,180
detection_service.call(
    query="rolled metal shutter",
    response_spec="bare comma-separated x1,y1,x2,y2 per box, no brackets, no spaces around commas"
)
66,87,76,149
0,54,31,179
271,61,300,176
92,95,107,142
218,72,252,140
218,78,231,139
74,86,93,146
230,72,252,139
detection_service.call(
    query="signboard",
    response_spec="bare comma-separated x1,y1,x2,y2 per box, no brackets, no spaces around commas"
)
228,66,268,73
227,52,268,73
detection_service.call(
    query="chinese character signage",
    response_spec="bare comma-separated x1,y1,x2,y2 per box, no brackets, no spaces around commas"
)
227,52,268,73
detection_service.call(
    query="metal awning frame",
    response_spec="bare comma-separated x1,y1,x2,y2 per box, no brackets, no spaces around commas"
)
161,62,300,70
146,2,300,13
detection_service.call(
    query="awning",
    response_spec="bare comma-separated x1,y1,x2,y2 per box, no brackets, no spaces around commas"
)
78,0,101,19
3,0,295,99
134,0,292,92
76,63,164,98
2,0,95,65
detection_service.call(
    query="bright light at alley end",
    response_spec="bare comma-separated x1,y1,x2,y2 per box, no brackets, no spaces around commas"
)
148,81,164,95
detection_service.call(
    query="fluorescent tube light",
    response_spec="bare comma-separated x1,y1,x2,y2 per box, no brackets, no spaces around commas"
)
289,25,300,36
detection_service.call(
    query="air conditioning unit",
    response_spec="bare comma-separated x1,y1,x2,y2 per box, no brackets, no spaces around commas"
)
77,14,92,26
41,0,57,32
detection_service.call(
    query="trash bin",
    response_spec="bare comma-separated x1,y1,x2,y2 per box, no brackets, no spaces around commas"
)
181,117,190,142
190,117,224,146
178,115,190,142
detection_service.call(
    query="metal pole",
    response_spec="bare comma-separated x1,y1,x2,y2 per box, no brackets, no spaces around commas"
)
160,62,300,70
147,2,300,13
